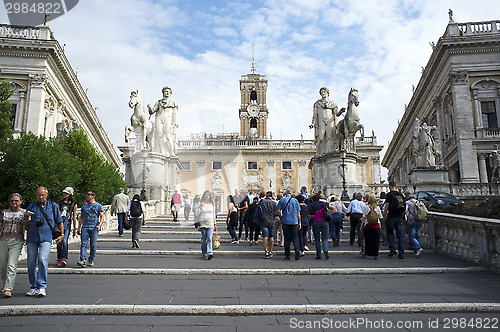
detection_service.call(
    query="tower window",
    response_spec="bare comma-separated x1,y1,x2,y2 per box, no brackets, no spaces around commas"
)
481,101,498,128
250,90,257,103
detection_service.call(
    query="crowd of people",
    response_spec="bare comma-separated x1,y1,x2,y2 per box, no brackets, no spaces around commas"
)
0,181,426,298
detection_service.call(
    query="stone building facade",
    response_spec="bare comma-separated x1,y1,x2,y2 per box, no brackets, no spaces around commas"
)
0,24,120,167
382,20,500,196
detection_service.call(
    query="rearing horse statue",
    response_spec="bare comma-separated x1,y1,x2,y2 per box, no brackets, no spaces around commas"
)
337,88,364,152
125,90,154,152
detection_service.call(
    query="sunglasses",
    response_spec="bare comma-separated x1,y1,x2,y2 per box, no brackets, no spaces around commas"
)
10,199,20,202
86,193,94,196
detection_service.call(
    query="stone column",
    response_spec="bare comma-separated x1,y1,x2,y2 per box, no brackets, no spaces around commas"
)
229,161,238,192
449,70,480,183
196,161,206,194
25,74,47,135
266,161,276,191
298,160,308,190
478,154,488,183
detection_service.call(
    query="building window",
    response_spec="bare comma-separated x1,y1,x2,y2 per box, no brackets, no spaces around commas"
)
481,101,498,128
282,161,292,170
248,161,257,170
212,161,222,170
181,162,191,171
9,104,16,129
250,90,257,103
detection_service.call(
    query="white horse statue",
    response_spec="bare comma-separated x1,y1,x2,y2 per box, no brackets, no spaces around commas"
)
125,90,154,152
337,88,364,152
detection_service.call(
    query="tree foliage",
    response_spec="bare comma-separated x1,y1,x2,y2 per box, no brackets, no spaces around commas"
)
0,130,126,209
0,72,14,140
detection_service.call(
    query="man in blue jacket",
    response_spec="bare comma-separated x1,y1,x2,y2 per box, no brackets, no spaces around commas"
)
25,187,63,297
276,190,301,260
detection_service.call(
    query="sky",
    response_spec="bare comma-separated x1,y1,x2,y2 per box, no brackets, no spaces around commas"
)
1,0,499,180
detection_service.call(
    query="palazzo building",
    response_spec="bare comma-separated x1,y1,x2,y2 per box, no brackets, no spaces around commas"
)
0,24,120,167
176,62,383,206
382,19,500,195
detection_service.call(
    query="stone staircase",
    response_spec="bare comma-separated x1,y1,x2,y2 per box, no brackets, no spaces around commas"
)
1,214,499,330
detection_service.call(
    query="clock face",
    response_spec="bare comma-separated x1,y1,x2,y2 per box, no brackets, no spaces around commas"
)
247,104,260,117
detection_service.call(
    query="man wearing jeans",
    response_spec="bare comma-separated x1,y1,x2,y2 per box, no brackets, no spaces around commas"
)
258,191,277,259
276,190,301,260
383,181,406,259
111,188,130,236
25,187,64,297
77,190,104,268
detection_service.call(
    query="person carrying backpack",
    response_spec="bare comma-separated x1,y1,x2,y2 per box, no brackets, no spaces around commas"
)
360,195,383,259
127,194,146,249
405,192,426,258
383,181,406,259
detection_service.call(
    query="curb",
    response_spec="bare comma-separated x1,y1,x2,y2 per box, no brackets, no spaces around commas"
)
16,266,487,275
0,303,499,317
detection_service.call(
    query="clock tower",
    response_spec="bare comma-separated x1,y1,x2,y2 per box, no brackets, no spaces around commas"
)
239,61,268,138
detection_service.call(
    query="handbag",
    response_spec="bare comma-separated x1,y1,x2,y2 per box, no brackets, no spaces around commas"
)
212,233,221,250
37,202,62,240
122,218,132,230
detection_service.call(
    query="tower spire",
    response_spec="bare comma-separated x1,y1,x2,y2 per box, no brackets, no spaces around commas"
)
251,44,256,74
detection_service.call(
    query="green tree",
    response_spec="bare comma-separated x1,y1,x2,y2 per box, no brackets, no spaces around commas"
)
0,71,14,139
0,133,79,208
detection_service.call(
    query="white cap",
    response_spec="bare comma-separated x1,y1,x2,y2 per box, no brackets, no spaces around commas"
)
62,187,74,195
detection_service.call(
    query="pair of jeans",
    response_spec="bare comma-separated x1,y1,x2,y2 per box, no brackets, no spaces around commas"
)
226,223,238,241
282,223,300,258
80,227,99,262
386,217,405,255
329,212,343,242
200,227,213,257
184,206,191,221
26,241,51,290
298,225,309,251
238,211,248,239
0,240,24,291
249,226,260,242
312,220,329,257
260,222,275,239
407,219,422,251
130,217,143,243
117,212,126,235
56,220,71,260
349,213,363,246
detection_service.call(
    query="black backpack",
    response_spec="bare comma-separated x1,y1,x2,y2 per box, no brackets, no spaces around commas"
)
389,192,405,213
130,200,142,218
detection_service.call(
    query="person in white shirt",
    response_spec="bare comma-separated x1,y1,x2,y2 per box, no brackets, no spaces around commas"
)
195,190,217,260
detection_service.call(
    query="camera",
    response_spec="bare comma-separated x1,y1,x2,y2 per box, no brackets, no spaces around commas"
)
36,219,44,227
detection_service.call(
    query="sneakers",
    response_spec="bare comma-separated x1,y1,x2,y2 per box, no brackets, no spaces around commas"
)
37,288,46,297
88,261,94,267
55,259,62,267
133,239,140,248
323,250,329,260
26,289,37,296
77,260,86,268
300,251,305,257
388,250,397,257
60,259,67,268
231,240,239,244
415,248,423,258
304,245,309,251
207,254,213,260
295,251,301,260
263,253,270,259
3,291,11,298
268,252,273,258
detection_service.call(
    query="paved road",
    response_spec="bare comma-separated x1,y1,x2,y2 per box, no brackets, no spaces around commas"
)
1,216,499,331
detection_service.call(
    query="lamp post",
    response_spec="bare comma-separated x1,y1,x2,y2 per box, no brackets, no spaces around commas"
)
340,144,349,201
140,149,148,201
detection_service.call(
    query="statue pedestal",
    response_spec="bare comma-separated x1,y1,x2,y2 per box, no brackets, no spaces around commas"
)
409,167,449,192
120,148,182,215
310,151,367,197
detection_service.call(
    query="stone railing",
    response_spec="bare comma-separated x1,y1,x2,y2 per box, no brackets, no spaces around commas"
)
458,21,500,35
0,24,40,39
422,212,500,269
19,200,162,259
177,138,315,149
368,184,391,197
477,128,500,139
449,183,500,198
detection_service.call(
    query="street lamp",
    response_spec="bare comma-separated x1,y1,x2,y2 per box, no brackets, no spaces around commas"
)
340,143,349,201
140,149,148,201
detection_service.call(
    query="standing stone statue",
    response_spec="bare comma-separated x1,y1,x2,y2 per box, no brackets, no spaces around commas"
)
413,118,439,167
310,87,345,155
148,86,178,156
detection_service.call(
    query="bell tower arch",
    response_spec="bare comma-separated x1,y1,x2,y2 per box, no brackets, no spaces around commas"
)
239,60,268,138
